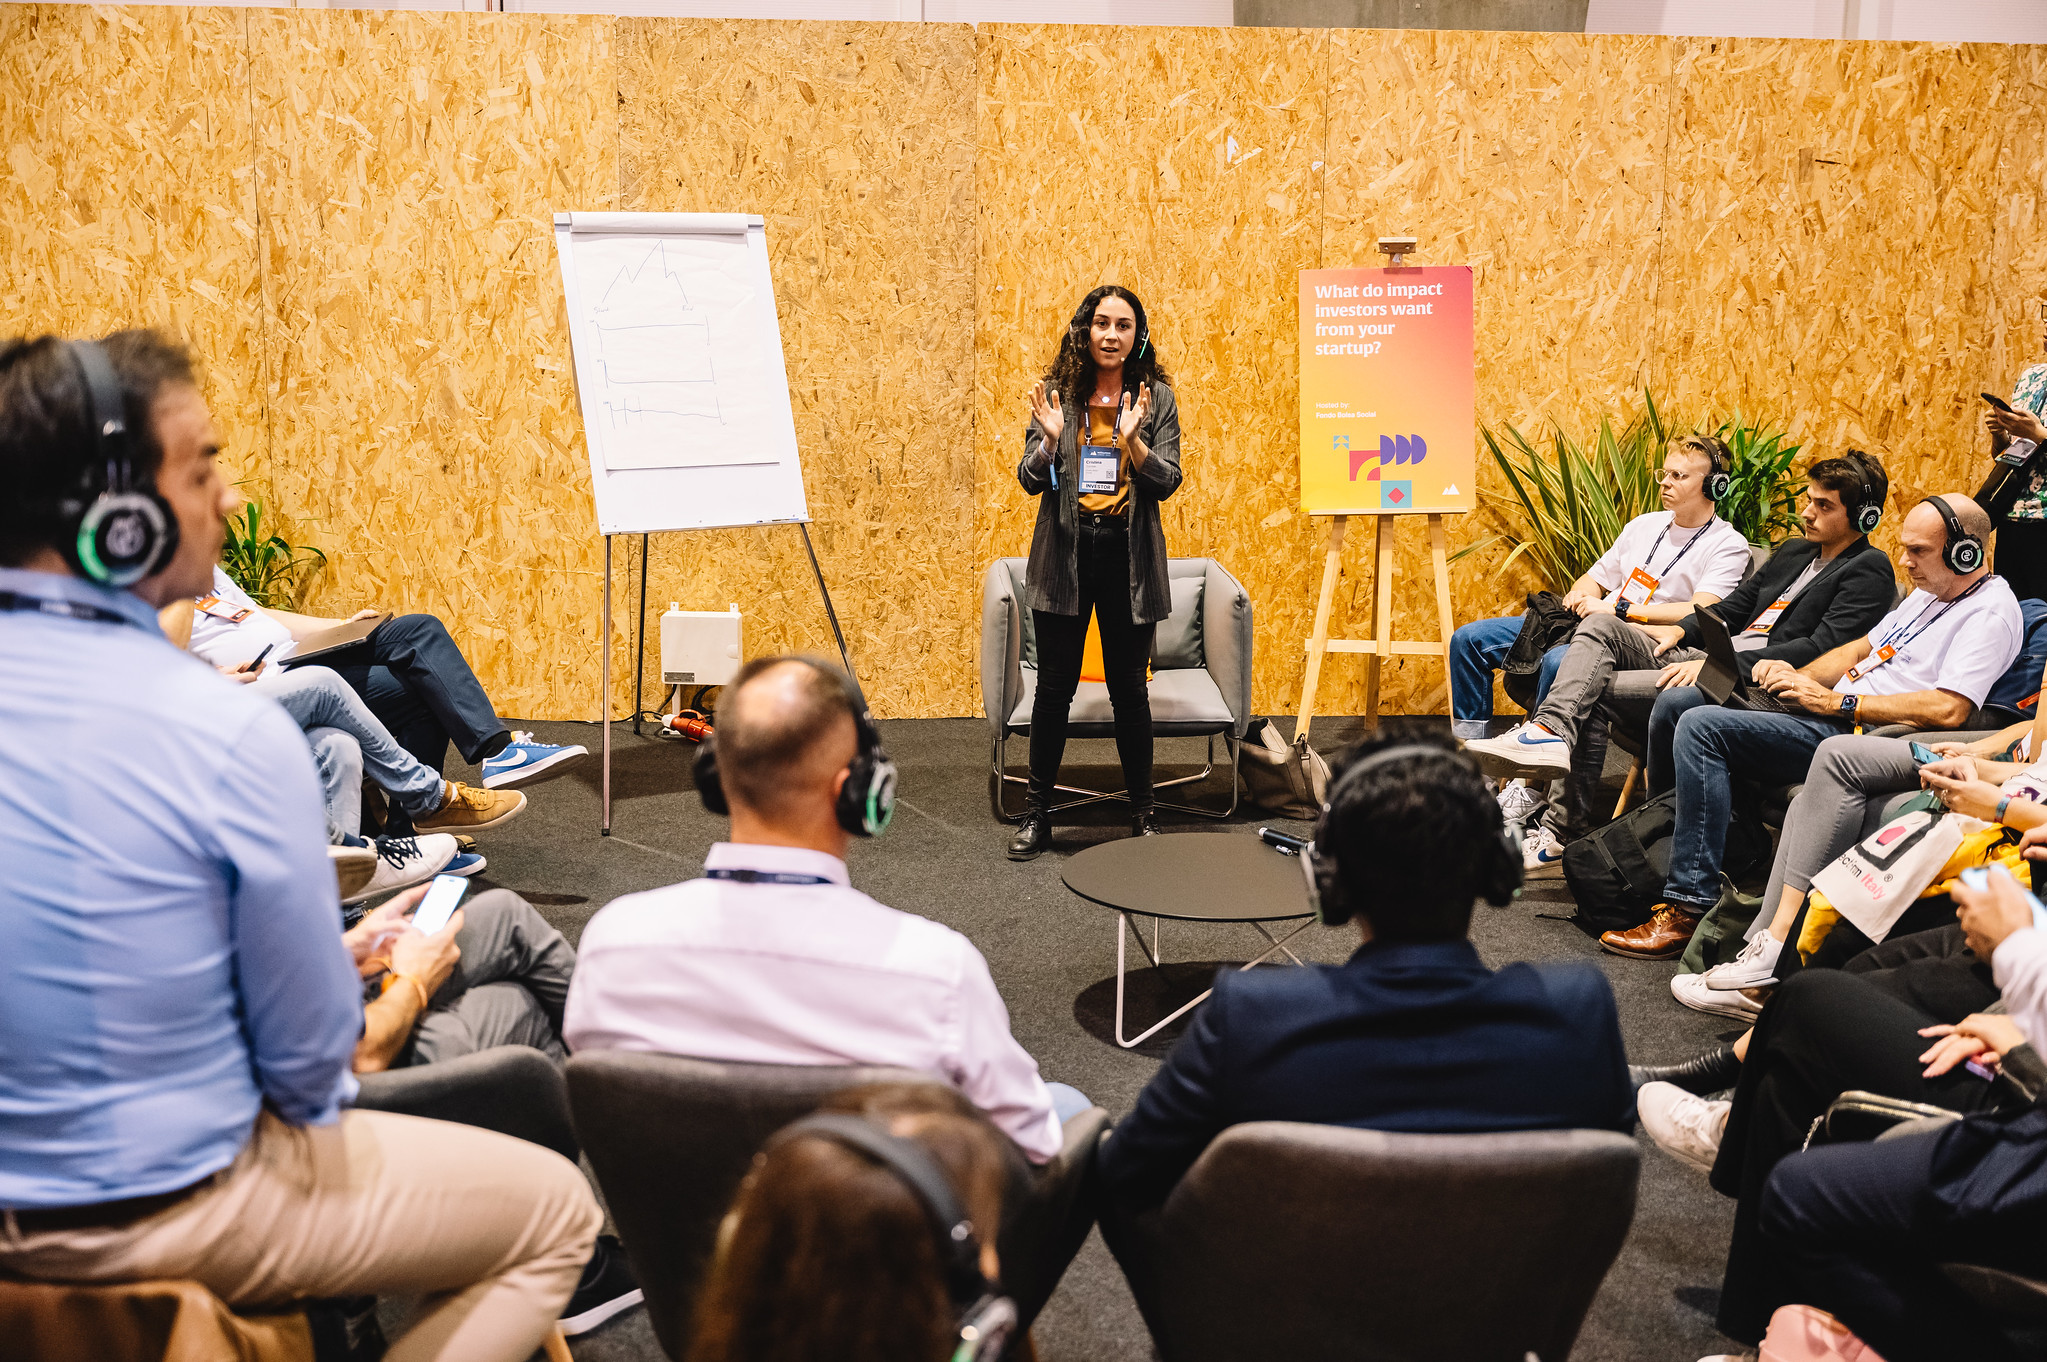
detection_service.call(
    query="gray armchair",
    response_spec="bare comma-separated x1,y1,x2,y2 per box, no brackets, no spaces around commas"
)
981,556,1253,820
564,1051,1108,1361
1100,1122,1640,1362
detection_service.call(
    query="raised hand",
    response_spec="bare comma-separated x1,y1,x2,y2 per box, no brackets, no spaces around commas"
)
1118,383,1152,447
1028,382,1064,447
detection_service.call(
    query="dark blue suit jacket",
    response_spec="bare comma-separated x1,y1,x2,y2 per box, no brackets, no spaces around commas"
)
1097,938,1634,1212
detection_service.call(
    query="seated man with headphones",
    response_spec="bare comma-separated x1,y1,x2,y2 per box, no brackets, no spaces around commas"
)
1452,434,1753,768
1601,493,2024,962
563,655,1090,1166
1483,452,1898,876
1094,726,1633,1220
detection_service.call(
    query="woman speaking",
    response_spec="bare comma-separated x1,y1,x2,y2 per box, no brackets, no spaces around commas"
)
1006,285,1183,861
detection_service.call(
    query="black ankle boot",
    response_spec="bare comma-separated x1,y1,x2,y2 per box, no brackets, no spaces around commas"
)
1131,809,1160,837
1629,1043,1741,1097
1007,810,1052,861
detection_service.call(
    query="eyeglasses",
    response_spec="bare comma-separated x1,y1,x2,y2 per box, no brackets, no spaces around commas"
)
1656,468,1699,484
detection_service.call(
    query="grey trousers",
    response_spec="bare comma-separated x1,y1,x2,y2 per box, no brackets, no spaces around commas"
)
1757,734,1925,939
398,889,576,1068
1532,612,1704,838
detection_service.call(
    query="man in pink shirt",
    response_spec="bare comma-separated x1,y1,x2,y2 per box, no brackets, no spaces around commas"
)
563,656,1086,1164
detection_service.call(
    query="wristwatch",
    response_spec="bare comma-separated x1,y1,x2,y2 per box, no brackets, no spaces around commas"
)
1838,692,1859,724
1614,599,1630,619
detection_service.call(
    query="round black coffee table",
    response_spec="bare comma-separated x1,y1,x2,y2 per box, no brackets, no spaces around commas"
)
1063,832,1315,1047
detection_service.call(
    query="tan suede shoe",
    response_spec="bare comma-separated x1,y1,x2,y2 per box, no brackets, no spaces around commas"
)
414,780,527,832
1599,904,1702,959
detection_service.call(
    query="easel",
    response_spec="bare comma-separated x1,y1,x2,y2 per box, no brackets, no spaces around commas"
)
1293,512,1457,740
598,521,857,835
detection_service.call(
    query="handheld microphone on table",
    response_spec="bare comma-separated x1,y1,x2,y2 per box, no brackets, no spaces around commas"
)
1258,827,1309,856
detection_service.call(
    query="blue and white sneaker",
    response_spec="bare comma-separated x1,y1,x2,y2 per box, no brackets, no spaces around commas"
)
481,731,589,790
443,850,488,878
1463,722,1571,780
1522,825,1568,879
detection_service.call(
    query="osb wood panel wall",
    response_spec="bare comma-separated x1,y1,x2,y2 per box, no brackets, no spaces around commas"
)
4,7,2044,721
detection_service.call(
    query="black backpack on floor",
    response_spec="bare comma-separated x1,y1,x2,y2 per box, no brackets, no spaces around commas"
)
1561,790,1769,933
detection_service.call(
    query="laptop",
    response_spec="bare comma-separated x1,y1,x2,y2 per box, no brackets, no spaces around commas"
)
1693,608,1794,714
280,612,390,668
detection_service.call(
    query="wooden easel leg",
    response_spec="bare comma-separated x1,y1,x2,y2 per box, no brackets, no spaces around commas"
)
1427,514,1455,661
1293,516,1347,745
1364,514,1395,728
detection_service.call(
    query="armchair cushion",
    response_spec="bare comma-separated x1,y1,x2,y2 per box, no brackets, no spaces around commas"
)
1153,576,1205,668
1006,667,1233,734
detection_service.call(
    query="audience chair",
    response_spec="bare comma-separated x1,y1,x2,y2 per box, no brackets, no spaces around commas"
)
981,556,1253,820
350,1044,580,1164
565,1050,1108,1360
1100,1122,1639,1362
0,1277,314,1362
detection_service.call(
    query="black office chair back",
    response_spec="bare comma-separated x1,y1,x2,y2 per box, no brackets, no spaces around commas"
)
351,1045,579,1164
1138,1122,1640,1362
564,1050,942,1360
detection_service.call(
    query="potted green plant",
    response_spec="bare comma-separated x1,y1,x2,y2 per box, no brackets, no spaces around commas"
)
221,492,327,608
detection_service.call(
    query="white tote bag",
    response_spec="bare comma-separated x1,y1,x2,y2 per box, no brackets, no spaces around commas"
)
1809,807,1971,943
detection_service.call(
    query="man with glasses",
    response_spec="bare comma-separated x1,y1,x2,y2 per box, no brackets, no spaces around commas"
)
1460,435,1752,832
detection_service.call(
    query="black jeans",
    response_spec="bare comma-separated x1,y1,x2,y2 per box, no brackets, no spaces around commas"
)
1028,519,1155,813
1993,513,2047,606
1710,966,2005,1342
1762,1125,2042,1362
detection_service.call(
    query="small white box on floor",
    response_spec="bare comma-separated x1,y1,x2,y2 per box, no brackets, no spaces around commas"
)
661,603,742,685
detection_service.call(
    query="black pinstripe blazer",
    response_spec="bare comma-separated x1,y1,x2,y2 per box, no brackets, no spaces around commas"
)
1016,381,1184,626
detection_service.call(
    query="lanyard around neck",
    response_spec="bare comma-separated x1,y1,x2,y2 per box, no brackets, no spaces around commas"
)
705,867,835,887
0,588,138,628
1854,575,1994,680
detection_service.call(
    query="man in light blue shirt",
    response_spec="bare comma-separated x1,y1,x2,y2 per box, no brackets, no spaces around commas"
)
0,331,598,1361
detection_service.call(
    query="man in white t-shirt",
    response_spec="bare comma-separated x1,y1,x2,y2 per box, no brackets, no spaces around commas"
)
1601,494,2023,961
1450,436,1752,753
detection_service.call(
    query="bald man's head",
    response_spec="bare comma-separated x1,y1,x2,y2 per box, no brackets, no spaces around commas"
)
1900,493,1993,595
715,658,858,824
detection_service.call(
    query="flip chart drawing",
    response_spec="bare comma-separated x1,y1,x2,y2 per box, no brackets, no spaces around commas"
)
554,211,809,535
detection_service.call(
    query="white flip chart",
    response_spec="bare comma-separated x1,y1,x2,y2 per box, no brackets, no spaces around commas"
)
554,212,810,535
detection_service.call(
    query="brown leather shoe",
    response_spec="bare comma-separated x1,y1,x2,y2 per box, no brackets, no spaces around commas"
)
1600,904,1702,959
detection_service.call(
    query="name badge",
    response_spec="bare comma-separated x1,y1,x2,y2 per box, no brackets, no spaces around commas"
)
195,594,252,624
1623,565,1662,600
1844,644,1897,683
1080,444,1120,495
1748,591,1796,636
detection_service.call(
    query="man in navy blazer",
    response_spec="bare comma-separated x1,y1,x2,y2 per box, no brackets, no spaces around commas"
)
1097,726,1634,1215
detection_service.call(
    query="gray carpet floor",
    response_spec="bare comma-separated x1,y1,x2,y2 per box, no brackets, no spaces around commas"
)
443,717,1743,1362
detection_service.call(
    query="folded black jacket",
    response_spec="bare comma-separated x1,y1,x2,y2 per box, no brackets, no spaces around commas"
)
1675,536,1896,680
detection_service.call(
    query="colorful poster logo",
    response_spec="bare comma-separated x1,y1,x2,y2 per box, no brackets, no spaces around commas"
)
1297,266,1475,516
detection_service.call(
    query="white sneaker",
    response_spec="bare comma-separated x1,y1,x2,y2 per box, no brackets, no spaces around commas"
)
1702,932,1783,991
1638,1081,1730,1173
1671,970,1765,1022
1464,722,1572,780
1496,779,1547,826
1523,825,1567,879
329,844,377,902
342,833,460,905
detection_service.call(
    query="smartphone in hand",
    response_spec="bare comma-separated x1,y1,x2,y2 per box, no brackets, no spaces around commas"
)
1957,865,2047,934
409,873,469,936
1983,391,2016,413
1910,741,1940,764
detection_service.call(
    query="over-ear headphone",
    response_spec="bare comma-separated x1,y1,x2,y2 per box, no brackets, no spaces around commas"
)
1842,450,1884,535
766,1113,1017,1362
1925,494,1985,575
1299,743,1523,927
1683,435,1733,503
58,340,178,588
693,660,898,837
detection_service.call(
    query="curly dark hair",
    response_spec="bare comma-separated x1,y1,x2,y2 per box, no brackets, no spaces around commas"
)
1042,284,1173,405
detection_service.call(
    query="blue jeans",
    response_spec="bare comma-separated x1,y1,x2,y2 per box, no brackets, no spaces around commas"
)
254,664,446,841
1644,684,1716,793
1046,1081,1091,1124
1663,702,1842,909
1448,613,1570,726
